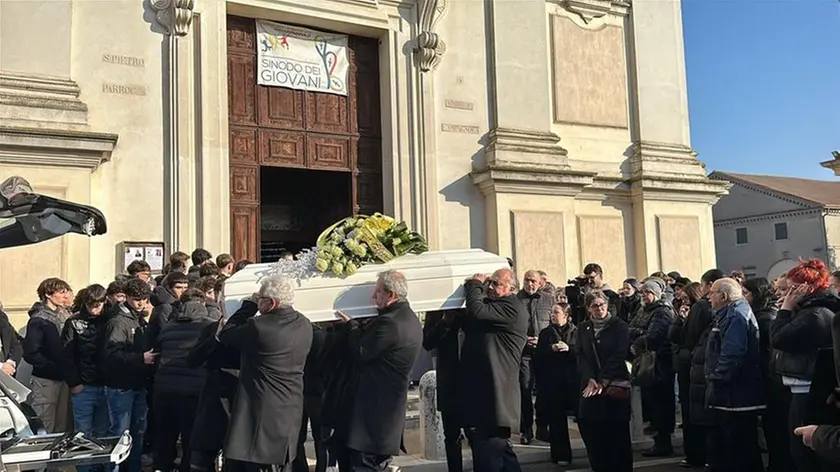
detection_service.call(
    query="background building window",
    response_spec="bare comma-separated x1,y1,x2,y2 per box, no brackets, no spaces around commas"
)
775,222,789,241
736,227,748,244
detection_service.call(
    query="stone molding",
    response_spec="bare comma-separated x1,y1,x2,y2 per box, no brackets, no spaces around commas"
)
414,0,447,72
483,127,569,166
471,161,596,197
0,125,118,170
151,0,195,37
555,0,630,24
0,73,88,126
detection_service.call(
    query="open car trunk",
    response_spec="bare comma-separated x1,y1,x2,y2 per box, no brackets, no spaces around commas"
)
0,176,124,471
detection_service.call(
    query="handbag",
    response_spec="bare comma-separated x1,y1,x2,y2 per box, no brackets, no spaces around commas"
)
590,335,631,401
631,339,657,387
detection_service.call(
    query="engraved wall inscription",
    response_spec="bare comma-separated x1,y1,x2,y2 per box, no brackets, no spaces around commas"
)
441,123,479,134
102,83,148,96
550,15,628,128
102,54,146,67
444,99,474,111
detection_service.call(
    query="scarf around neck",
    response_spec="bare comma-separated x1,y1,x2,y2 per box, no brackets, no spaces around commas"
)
591,313,611,335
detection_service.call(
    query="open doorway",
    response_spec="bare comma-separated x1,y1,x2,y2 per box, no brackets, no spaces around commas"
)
259,167,353,262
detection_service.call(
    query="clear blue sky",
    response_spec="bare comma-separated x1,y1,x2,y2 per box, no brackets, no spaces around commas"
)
682,0,840,180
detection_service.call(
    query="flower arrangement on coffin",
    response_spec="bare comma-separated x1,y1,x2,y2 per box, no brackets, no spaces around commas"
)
268,213,429,280
314,213,429,277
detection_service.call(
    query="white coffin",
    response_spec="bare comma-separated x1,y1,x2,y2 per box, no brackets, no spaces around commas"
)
221,249,508,323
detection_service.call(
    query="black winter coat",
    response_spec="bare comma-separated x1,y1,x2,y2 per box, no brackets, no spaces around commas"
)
24,303,72,381
147,288,178,347
150,284,177,308
343,301,422,456
154,300,215,396
688,325,715,426
100,303,152,391
619,294,641,323
0,310,22,367
457,281,527,430
630,300,675,377
535,323,578,417
218,301,312,465
771,290,836,381
754,305,778,385
422,309,462,414
575,316,631,422
62,308,107,387
187,319,240,454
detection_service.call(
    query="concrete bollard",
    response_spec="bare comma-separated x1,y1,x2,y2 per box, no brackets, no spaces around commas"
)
418,370,446,460
630,386,644,442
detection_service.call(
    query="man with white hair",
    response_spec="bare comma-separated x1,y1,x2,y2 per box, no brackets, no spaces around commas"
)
218,275,313,472
335,269,422,472
704,277,765,472
516,270,553,443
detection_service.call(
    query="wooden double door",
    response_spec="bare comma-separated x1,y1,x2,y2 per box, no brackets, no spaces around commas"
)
226,16,384,262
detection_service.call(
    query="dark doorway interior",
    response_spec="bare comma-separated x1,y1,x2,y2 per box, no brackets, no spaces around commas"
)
259,166,353,262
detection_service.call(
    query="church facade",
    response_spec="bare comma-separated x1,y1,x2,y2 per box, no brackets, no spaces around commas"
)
0,0,728,324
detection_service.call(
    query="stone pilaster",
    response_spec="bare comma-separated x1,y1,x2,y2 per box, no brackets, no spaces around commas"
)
151,0,195,254
482,0,567,168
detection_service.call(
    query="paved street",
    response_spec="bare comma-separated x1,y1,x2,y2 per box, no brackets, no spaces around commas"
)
520,450,688,472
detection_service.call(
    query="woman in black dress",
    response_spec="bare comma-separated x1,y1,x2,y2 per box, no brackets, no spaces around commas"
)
534,304,577,465
575,290,632,472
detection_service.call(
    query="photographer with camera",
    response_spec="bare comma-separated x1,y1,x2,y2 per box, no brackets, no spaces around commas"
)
565,263,620,324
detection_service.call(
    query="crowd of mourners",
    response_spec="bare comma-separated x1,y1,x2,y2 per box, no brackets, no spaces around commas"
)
3,249,840,472
429,261,840,472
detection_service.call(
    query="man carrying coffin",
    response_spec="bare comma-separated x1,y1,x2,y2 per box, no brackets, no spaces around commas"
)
218,276,313,472
458,268,528,472
335,269,423,472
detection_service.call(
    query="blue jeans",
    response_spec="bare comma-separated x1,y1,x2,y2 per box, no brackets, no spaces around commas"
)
105,388,147,472
73,385,110,472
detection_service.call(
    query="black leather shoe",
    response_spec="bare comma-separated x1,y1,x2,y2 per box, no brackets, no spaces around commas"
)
641,446,674,458
535,426,549,442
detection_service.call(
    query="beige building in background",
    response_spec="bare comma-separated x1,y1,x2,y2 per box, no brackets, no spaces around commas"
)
0,0,728,326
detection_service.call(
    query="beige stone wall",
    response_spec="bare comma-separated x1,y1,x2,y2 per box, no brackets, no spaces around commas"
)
0,166,92,326
0,0,723,327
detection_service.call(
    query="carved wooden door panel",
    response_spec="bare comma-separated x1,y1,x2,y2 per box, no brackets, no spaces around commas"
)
226,16,384,262
227,17,260,262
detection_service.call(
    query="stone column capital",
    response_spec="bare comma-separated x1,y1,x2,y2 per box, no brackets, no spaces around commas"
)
151,0,196,37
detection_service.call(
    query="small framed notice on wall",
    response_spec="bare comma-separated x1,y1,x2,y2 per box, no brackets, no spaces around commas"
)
115,241,166,276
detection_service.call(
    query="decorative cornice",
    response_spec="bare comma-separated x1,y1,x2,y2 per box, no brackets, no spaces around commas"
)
628,175,731,204
471,162,596,197
414,0,447,72
714,208,823,228
151,0,195,37
0,126,118,170
558,0,630,23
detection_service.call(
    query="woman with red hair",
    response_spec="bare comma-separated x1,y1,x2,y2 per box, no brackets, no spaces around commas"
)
770,258,840,472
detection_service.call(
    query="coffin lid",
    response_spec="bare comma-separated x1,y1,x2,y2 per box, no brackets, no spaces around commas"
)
221,249,509,323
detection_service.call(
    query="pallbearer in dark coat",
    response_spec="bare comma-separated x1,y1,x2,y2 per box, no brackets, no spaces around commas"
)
458,268,527,472
186,312,241,472
534,305,577,466
423,309,464,472
218,276,313,472
334,269,422,472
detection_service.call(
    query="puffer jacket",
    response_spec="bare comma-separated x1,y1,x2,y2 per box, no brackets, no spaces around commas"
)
100,303,152,391
61,307,108,387
753,304,778,384
770,290,837,382
154,300,215,396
